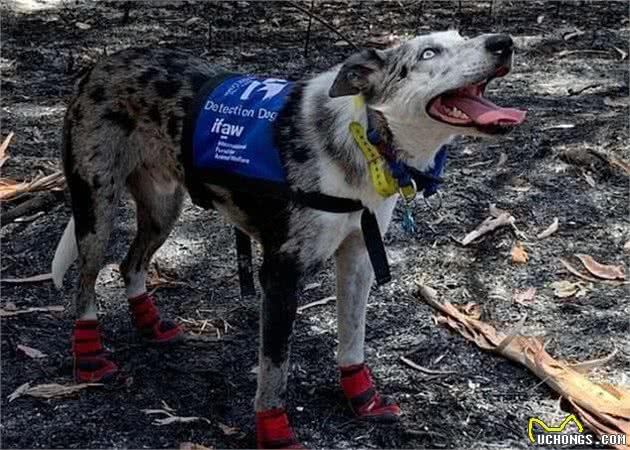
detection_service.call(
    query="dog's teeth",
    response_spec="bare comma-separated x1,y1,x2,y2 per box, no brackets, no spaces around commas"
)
447,107,467,119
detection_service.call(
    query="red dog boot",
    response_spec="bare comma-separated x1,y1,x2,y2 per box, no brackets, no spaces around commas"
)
72,320,118,382
128,293,183,343
256,408,304,449
340,364,401,422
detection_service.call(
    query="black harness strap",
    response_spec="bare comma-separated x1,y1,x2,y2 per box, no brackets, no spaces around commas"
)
235,228,256,297
361,210,391,285
182,75,394,298
232,202,389,298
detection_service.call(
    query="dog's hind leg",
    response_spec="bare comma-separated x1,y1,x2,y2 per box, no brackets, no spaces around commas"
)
334,202,401,421
255,251,304,449
64,126,124,382
120,167,184,343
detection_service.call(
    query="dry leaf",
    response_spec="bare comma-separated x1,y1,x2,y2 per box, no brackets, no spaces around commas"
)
513,287,537,305
537,218,559,239
550,280,585,298
0,132,14,168
17,345,46,359
575,254,625,280
302,282,321,292
624,240,630,254
179,443,212,450
497,152,508,167
416,286,630,449
583,172,596,187
8,382,101,401
511,242,528,264
1,273,53,284
75,21,91,30
560,258,604,283
184,17,204,26
218,423,240,436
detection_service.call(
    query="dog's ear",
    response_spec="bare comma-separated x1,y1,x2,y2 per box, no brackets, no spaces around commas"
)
329,49,385,98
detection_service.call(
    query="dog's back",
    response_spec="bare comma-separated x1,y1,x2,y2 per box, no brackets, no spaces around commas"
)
54,48,219,299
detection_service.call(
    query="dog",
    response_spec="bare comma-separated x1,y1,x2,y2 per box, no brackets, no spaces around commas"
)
51,30,525,448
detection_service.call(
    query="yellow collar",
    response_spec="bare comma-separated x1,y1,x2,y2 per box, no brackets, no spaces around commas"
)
349,96,416,201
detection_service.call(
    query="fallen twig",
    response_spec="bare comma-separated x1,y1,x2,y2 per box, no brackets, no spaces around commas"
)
0,132,14,168
569,349,618,372
563,29,585,41
1,273,53,284
0,170,65,202
557,49,611,58
536,218,559,240
568,84,601,96
613,46,628,61
1,192,59,225
287,1,359,51
303,0,314,58
142,402,211,426
0,304,63,317
416,284,630,449
399,355,456,375
460,211,515,246
297,295,336,314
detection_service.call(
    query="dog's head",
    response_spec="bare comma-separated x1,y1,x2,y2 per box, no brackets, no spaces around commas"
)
330,31,526,146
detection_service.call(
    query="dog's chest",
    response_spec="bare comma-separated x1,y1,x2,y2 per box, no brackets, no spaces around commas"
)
288,210,359,263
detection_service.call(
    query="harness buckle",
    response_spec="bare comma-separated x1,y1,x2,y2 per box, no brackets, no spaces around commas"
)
398,178,417,203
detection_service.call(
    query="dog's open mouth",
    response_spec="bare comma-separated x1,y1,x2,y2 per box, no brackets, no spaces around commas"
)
427,75,526,134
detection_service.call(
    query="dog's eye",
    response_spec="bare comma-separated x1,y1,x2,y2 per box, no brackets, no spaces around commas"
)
421,48,438,60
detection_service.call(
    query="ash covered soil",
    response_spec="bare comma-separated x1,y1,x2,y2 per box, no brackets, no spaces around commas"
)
1,1,629,449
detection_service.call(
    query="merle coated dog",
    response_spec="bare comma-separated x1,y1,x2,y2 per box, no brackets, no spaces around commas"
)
52,31,525,448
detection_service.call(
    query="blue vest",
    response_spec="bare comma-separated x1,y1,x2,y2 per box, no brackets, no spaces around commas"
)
192,75,293,184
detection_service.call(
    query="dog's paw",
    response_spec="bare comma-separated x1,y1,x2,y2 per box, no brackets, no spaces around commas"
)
72,319,119,382
256,408,304,449
339,364,402,422
128,293,184,343
75,355,119,382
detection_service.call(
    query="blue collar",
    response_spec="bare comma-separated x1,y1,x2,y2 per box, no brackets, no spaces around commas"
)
365,112,447,199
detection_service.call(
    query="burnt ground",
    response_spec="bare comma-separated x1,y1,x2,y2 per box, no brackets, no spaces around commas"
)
1,1,629,449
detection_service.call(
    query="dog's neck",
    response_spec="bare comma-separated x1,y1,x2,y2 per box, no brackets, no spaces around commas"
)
373,105,455,171
300,69,451,207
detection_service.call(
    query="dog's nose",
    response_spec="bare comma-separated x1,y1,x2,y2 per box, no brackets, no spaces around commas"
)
485,34,513,55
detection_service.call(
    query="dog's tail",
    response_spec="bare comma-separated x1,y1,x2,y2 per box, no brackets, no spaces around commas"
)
52,218,78,289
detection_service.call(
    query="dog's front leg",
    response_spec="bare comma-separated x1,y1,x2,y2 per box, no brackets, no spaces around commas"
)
334,201,401,421
255,251,303,449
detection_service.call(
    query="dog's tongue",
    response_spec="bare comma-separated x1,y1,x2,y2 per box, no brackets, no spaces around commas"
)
443,95,526,125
